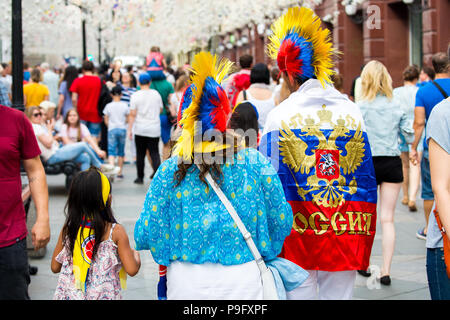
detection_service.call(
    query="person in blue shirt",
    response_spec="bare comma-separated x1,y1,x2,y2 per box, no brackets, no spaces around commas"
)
0,78,10,107
134,52,293,300
411,52,450,240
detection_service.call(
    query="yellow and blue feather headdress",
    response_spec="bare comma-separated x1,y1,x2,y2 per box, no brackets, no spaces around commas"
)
267,6,337,87
174,51,234,161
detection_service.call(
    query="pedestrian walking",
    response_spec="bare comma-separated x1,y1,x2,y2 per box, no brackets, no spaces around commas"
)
0,64,11,107
235,63,276,131
224,54,253,107
393,65,421,211
358,60,414,286
41,62,60,105
56,65,78,120
120,71,137,106
70,60,103,140
134,52,296,300
103,86,130,179
417,66,435,88
52,167,141,300
260,7,378,299
150,71,175,161
227,101,260,148
128,73,162,184
0,104,50,300
425,97,450,300
411,52,450,240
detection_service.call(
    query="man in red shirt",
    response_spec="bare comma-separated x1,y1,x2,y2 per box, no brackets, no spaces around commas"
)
0,104,50,299
224,54,253,107
70,60,102,140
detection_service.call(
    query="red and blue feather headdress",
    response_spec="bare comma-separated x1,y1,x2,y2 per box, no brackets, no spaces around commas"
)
174,51,234,161
267,7,337,87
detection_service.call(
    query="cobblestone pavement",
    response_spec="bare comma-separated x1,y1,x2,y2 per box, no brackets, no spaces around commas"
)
28,159,431,300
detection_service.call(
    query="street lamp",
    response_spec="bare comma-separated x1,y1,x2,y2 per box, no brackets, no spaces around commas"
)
11,0,24,111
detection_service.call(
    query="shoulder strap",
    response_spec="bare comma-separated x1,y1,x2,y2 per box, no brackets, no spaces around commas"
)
243,90,247,100
431,80,449,99
202,170,268,274
109,223,117,240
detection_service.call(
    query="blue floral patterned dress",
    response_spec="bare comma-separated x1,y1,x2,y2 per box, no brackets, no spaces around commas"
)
134,148,293,268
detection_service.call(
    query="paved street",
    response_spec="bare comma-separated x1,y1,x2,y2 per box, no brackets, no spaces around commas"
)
28,159,431,300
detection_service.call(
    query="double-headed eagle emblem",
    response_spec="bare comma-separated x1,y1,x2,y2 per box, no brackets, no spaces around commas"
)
279,105,365,208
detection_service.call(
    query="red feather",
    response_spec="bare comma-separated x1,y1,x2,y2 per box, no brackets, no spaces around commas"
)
209,86,231,132
277,39,303,82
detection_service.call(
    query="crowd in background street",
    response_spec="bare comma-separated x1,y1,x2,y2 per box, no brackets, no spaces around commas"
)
0,7,449,301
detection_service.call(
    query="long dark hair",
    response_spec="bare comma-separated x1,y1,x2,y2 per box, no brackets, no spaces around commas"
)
228,102,259,148
62,167,117,262
63,66,79,97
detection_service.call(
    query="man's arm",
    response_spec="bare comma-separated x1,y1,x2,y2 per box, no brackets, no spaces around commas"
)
429,138,450,241
128,109,136,140
22,156,50,250
410,107,426,165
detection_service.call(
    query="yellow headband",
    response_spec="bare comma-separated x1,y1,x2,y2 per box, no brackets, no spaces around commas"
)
98,171,110,206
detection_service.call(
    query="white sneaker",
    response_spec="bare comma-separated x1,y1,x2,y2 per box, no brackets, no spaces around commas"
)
100,164,120,175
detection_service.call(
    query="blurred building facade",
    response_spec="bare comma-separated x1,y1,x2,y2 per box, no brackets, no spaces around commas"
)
212,0,449,94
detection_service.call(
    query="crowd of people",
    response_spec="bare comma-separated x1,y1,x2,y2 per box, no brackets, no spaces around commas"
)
0,6,449,301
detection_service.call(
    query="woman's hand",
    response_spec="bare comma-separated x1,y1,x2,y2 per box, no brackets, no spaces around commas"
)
96,149,107,159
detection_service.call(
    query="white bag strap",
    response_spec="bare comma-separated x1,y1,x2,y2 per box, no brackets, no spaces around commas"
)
202,170,268,275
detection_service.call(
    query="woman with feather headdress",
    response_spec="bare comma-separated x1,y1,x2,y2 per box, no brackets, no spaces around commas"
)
134,51,294,299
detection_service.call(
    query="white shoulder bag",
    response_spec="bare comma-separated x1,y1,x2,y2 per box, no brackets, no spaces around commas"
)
203,170,279,300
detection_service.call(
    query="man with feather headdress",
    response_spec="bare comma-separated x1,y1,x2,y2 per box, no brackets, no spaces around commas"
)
259,7,378,299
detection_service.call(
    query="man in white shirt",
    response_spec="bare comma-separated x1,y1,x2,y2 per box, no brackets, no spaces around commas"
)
128,73,163,184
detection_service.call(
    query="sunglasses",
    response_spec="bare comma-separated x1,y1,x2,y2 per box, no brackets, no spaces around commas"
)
32,112,42,117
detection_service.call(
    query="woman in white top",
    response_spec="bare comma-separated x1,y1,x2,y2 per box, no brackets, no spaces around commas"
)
235,63,276,131
25,106,116,173
170,75,189,118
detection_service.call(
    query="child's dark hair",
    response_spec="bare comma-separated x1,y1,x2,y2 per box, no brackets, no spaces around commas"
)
62,167,116,262
111,85,123,96
228,102,259,148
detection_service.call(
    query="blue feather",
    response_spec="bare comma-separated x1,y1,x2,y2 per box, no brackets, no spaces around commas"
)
198,76,221,134
283,33,315,80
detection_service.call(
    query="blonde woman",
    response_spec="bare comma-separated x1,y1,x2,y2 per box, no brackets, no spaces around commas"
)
358,61,414,285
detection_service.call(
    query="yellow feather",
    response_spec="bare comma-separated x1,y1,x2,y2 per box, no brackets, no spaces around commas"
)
175,51,234,160
266,6,339,87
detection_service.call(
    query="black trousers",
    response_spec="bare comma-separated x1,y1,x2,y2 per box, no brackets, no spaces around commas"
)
0,239,30,300
134,135,161,179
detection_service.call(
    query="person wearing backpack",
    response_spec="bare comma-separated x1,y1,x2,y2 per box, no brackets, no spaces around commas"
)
411,52,450,241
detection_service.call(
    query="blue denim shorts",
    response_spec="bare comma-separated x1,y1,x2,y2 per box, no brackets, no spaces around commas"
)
421,152,434,200
108,128,126,157
80,120,102,138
